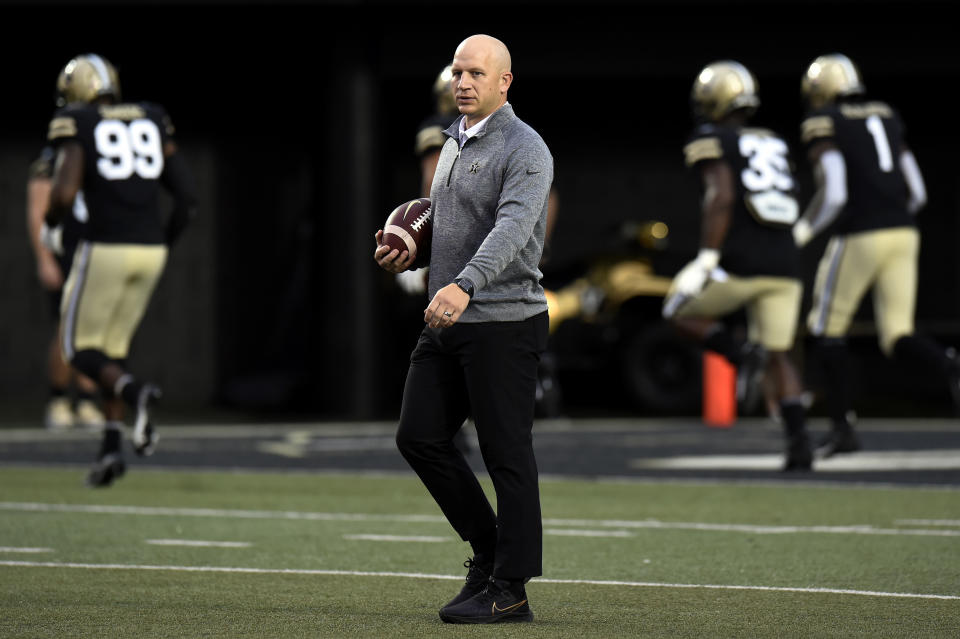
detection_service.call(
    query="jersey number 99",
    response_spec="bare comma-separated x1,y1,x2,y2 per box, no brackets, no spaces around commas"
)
94,119,164,181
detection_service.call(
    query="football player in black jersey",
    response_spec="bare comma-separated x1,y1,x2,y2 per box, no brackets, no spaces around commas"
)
395,66,461,298
794,53,960,456
26,145,105,431
663,61,813,471
415,64,460,199
39,53,197,487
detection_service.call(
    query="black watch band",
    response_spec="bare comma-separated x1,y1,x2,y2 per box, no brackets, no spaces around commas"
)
454,278,474,298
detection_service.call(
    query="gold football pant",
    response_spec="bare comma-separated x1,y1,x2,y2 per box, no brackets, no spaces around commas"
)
807,227,918,356
667,274,803,351
60,241,168,362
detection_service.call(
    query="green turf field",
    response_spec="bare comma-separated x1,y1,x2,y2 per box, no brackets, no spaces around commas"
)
1,467,958,638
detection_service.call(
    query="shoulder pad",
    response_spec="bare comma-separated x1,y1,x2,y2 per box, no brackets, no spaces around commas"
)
415,125,446,155
683,136,723,167
801,114,835,144
47,115,78,141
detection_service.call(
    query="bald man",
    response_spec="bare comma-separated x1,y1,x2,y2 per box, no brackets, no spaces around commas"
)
375,34,554,624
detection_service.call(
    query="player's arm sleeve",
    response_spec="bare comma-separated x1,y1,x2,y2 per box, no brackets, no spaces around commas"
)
160,149,198,247
899,149,927,214
795,148,847,245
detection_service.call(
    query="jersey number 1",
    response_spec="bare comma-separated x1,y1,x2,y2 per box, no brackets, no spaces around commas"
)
865,115,894,172
94,119,164,180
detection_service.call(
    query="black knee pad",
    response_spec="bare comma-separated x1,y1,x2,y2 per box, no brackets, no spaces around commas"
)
70,350,110,388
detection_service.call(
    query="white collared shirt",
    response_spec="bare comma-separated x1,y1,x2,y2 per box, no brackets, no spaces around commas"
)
458,102,510,148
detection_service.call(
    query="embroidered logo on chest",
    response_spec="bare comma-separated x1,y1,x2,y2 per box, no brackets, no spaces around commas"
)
469,161,481,174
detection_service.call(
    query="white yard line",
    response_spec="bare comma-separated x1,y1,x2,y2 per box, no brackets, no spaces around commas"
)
145,539,252,548
2,501,958,537
545,529,634,538
0,547,53,553
896,519,960,527
0,560,956,601
542,517,960,537
631,450,960,471
342,534,448,542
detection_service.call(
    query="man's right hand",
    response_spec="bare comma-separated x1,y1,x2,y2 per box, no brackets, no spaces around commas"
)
374,229,416,273
674,248,720,297
37,254,63,291
792,219,814,248
39,222,64,256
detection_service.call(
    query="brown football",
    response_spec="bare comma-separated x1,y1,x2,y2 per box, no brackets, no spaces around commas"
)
381,197,433,267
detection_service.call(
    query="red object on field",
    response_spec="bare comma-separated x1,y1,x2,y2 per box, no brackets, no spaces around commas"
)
703,350,736,427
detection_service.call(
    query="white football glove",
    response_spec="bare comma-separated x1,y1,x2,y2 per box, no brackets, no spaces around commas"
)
396,268,427,295
39,222,64,256
674,249,719,297
792,219,814,248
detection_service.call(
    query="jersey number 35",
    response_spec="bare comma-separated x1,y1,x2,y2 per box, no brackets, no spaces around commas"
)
739,133,799,226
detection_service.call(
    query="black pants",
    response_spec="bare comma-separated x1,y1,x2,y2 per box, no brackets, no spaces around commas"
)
396,311,548,580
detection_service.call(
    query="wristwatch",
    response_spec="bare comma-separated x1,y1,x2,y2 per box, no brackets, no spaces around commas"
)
454,278,475,298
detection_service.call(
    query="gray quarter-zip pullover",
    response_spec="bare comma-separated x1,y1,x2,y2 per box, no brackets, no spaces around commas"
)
428,103,553,323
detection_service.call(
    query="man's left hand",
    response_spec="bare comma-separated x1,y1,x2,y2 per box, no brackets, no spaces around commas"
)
425,283,470,328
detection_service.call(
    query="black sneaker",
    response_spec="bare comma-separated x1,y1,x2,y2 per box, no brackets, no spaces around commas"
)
783,434,813,472
132,384,162,457
442,556,493,610
440,577,534,624
736,342,767,414
86,453,126,488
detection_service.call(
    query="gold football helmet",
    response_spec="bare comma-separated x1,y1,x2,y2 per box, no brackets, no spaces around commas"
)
801,53,864,109
55,53,121,107
433,64,456,116
690,60,760,122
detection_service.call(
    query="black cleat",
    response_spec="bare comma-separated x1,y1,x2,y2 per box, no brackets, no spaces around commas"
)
945,348,960,416
816,428,861,458
783,434,813,472
442,556,493,610
132,384,162,457
736,342,767,414
86,453,126,488
440,577,534,624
